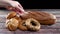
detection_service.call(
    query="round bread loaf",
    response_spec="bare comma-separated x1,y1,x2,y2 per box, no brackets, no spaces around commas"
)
6,18,19,31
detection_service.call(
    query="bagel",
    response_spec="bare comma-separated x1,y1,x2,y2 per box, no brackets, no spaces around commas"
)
7,11,16,19
18,20,28,31
6,18,19,31
25,18,41,31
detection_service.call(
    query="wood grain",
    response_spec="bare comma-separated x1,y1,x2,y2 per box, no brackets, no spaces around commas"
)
0,29,15,34
15,29,60,34
0,9,60,34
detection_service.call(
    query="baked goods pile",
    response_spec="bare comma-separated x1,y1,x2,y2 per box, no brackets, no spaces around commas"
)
5,11,56,31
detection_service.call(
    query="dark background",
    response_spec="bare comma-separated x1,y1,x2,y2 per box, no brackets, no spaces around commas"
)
0,0,60,10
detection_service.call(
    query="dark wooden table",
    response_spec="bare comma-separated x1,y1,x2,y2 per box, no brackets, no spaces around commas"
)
0,9,60,34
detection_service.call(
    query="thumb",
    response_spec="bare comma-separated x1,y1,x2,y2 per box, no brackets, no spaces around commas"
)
5,6,14,10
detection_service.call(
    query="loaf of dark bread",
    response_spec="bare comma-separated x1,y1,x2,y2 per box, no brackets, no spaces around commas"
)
20,11,56,25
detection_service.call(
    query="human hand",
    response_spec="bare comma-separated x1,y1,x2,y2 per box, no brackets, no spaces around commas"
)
0,0,25,14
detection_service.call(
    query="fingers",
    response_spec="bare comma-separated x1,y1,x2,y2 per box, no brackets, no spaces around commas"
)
6,6,23,14
12,1,24,9
14,1,23,8
15,7,23,13
18,3,24,9
6,6,13,10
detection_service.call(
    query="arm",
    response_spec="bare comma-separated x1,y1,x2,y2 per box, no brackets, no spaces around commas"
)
0,0,27,15
0,0,10,7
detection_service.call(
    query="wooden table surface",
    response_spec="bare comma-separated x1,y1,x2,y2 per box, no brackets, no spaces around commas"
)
0,9,60,34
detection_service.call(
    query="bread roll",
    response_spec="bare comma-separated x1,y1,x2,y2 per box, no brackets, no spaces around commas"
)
18,20,28,31
6,18,19,31
7,11,16,19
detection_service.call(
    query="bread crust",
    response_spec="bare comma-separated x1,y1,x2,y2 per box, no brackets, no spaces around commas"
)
21,11,56,25
18,20,28,31
7,11,16,19
6,18,19,31
25,18,40,31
